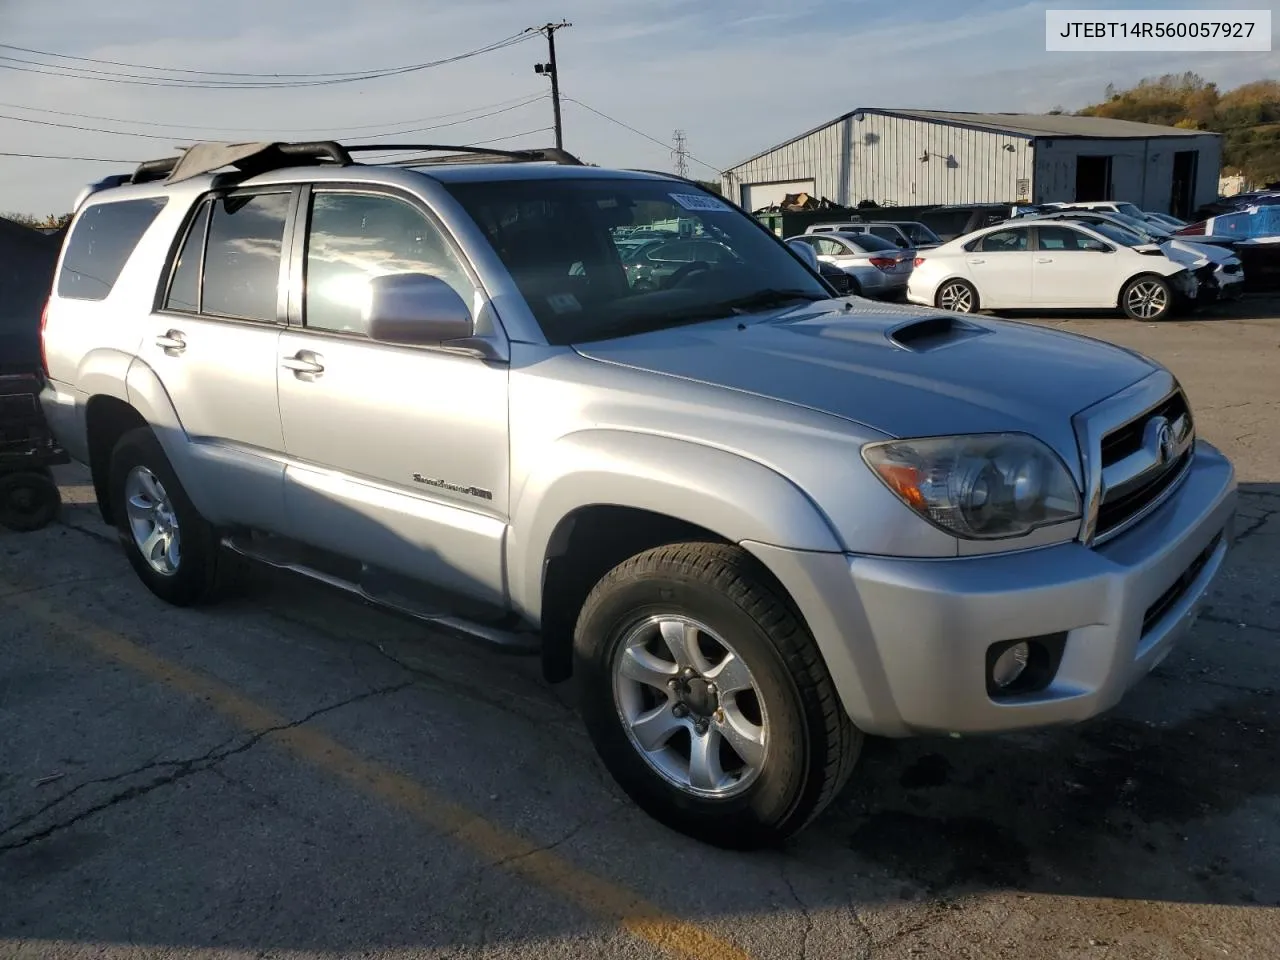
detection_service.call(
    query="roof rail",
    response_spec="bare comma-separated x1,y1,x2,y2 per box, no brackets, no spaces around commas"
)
342,144,584,166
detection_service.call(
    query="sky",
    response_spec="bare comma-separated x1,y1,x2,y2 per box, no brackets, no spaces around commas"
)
0,0,1277,213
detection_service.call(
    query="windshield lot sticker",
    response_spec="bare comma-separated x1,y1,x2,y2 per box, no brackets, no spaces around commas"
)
547,293,582,313
670,193,731,213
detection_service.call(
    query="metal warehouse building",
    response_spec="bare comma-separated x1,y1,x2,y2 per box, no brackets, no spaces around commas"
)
721,109,1222,219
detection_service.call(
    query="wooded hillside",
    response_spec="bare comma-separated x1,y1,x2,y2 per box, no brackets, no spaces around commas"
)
1078,73,1280,186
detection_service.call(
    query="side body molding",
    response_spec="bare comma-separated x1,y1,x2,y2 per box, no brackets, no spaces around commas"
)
507,429,843,623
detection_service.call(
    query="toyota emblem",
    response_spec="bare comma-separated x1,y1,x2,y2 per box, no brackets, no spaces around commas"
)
1145,416,1176,464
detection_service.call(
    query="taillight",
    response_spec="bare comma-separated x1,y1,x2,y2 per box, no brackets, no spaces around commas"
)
39,299,50,378
869,257,897,271
913,257,926,267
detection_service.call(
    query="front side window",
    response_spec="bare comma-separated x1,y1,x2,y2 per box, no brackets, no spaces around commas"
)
813,238,847,257
201,192,290,322
906,223,942,245
304,192,472,336
444,178,827,344
1035,226,1088,251
58,197,167,301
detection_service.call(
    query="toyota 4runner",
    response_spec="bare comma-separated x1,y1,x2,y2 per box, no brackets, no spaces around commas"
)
40,141,1236,848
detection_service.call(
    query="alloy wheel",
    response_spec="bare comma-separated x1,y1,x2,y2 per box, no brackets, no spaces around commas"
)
125,465,181,576
613,614,769,799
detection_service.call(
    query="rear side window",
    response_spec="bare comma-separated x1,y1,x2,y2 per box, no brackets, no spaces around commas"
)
165,201,210,313
57,197,167,301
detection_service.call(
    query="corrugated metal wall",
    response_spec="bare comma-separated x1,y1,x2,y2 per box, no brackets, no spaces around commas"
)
1032,133,1223,213
722,113,1035,209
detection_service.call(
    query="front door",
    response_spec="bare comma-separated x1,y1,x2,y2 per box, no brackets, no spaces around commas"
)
137,189,293,531
1031,224,1112,305
964,226,1034,306
276,187,509,605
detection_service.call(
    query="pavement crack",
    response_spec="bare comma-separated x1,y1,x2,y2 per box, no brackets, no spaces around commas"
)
780,858,815,960
480,806,624,874
1198,611,1280,637
0,680,410,853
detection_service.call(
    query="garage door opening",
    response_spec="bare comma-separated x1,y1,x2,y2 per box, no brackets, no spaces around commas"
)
1075,156,1113,201
741,179,817,214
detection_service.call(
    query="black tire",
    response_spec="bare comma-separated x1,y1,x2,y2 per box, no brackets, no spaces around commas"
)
1120,274,1174,321
935,278,978,313
108,427,233,606
0,470,61,532
574,542,862,849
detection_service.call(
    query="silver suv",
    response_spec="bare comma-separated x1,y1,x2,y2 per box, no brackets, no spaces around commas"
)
40,141,1237,848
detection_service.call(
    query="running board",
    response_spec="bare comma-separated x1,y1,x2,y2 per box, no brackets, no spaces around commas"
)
220,535,540,654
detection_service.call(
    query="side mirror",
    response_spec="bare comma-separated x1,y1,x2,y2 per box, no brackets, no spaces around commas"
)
365,273,474,347
790,242,820,271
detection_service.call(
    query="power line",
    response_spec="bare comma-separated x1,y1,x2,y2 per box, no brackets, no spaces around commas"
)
0,150,140,162
562,96,721,175
0,91,546,135
0,94,548,144
0,32,534,89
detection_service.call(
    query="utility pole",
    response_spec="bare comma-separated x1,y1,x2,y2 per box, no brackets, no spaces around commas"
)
530,21,572,150
671,129,690,178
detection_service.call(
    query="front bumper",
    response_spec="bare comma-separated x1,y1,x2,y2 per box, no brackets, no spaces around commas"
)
746,440,1236,738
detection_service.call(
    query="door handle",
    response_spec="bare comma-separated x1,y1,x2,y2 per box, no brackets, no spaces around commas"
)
1036,257,1054,263
967,258,985,264
281,352,325,377
155,330,186,354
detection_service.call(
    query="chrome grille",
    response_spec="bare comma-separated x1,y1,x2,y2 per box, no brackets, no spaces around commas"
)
1074,372,1196,546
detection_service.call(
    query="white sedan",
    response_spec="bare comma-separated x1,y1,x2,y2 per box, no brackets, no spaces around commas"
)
907,219,1199,321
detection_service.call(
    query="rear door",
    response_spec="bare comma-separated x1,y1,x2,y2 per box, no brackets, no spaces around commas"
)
275,186,509,605
963,226,1034,306
136,189,294,531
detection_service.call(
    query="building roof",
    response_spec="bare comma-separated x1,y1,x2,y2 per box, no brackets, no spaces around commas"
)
724,107,1215,174
887,109,1206,139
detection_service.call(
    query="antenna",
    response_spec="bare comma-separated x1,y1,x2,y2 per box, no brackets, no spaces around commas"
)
671,129,690,179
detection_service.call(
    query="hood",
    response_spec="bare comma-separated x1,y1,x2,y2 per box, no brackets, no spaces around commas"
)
1159,238,1234,266
574,300,1156,466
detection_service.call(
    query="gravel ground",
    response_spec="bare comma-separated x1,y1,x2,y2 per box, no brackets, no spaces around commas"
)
1,298,1277,960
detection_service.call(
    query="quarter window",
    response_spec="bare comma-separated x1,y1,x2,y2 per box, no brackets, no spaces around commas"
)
201,193,290,322
304,192,472,336
58,197,167,301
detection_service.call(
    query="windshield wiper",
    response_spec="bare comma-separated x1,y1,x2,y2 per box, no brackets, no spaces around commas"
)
686,288,827,320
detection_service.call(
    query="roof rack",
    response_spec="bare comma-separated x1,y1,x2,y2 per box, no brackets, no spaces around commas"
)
343,144,584,166
128,140,583,186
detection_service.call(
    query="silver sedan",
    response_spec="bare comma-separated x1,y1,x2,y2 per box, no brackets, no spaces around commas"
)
787,232,913,299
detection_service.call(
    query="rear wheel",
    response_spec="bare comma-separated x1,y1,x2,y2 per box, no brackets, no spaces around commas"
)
108,427,234,606
574,542,862,848
936,278,978,313
0,470,61,532
1121,274,1173,321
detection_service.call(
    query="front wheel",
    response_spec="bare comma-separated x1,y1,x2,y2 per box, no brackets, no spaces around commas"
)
936,278,978,313
574,542,862,848
1121,274,1173,321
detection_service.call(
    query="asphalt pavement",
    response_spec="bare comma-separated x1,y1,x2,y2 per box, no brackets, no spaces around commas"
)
2,301,1278,959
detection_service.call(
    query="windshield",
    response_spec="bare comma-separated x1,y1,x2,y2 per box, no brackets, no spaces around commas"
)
1090,221,1146,247
837,232,898,252
904,223,942,244
1107,212,1169,241
1114,202,1146,220
444,178,828,344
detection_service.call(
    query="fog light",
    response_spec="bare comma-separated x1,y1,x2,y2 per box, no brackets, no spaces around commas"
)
990,641,1030,689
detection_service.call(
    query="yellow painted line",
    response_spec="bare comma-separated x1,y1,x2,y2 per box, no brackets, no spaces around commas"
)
7,592,752,960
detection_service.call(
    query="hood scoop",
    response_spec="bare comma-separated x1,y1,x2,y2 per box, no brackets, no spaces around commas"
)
886,313,990,352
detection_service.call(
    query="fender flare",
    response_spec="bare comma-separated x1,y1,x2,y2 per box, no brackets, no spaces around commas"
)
507,429,842,622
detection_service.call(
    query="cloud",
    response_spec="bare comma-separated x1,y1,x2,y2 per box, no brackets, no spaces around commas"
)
0,0,1276,212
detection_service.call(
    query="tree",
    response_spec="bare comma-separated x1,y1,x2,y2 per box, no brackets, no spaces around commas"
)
2,212,71,230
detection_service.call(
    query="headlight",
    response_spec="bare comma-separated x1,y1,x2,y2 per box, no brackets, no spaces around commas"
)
862,433,1081,540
